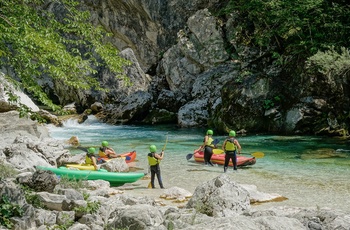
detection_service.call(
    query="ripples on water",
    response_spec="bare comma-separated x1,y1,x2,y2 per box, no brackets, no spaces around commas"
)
48,116,350,212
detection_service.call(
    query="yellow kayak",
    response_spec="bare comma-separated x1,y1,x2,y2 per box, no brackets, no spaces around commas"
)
65,163,97,170
65,156,127,170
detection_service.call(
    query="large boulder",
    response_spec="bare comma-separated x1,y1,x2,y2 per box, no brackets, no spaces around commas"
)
186,174,250,217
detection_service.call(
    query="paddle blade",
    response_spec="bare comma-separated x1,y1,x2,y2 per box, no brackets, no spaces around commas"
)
186,154,193,160
148,181,152,189
213,149,224,154
251,152,264,158
213,139,220,145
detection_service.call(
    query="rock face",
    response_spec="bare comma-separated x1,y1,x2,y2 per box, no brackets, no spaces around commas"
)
0,73,39,112
2,1,349,136
75,2,350,136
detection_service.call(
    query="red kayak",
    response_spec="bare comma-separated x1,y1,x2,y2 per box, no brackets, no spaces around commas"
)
97,150,137,163
193,149,256,167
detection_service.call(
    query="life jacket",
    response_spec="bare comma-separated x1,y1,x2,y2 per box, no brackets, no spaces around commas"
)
224,137,236,151
85,154,93,164
148,152,159,166
99,147,108,157
205,136,215,148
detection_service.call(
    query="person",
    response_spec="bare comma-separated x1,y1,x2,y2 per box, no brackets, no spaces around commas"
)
99,141,120,159
222,130,242,172
147,144,165,189
196,129,216,166
86,147,99,170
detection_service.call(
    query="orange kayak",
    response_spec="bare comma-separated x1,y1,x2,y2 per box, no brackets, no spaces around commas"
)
97,150,137,163
193,149,256,167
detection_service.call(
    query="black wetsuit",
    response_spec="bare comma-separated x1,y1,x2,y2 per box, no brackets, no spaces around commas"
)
224,151,237,171
148,153,164,189
204,146,214,166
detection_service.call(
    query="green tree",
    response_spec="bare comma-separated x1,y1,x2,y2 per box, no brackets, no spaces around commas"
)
0,0,130,112
224,0,350,60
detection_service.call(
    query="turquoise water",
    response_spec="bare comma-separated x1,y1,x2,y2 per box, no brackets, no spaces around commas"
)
47,116,350,212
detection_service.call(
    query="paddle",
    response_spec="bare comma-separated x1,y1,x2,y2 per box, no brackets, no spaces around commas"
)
186,150,265,160
249,152,265,158
186,138,220,161
186,148,223,160
186,153,194,160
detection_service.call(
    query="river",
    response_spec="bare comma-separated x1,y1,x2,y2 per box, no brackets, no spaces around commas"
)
47,115,350,212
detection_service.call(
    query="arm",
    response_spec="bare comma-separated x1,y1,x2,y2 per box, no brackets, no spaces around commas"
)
91,156,98,170
196,135,208,151
235,140,242,154
222,140,227,151
155,150,164,160
106,147,120,158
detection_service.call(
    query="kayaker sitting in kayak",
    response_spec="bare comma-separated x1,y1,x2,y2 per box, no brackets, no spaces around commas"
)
86,147,99,170
99,141,121,159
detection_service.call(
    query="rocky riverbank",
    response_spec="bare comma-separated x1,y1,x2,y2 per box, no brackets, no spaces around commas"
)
1,111,350,230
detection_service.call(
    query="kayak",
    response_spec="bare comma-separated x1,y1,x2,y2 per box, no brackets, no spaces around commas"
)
36,165,145,186
193,149,256,167
65,150,137,171
97,150,137,163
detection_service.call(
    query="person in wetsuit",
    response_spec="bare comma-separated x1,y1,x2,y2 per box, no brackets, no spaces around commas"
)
147,144,165,189
196,129,216,166
222,130,242,172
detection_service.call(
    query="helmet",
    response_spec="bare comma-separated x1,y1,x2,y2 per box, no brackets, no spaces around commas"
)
102,141,109,147
88,147,96,154
229,130,236,137
206,129,213,135
149,145,157,152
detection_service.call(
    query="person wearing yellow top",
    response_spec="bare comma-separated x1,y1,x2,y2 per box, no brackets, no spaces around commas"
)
196,129,216,166
99,141,120,158
222,130,242,172
85,147,98,170
147,144,165,189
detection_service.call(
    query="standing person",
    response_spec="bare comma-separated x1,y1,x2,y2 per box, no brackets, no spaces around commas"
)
86,147,99,170
196,129,216,166
99,141,120,159
147,144,165,189
222,130,242,172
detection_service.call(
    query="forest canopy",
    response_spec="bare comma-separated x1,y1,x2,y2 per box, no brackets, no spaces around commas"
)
223,0,350,75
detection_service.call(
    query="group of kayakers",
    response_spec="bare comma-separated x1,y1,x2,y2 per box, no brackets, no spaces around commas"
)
196,129,242,172
69,129,241,189
85,141,120,170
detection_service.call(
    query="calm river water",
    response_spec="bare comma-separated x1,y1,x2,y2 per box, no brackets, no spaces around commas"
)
47,116,350,212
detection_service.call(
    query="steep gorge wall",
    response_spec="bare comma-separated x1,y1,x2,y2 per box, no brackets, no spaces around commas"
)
25,0,350,136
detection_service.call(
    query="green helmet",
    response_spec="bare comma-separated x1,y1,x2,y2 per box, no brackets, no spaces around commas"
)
88,147,96,154
206,129,213,135
229,130,236,137
102,141,109,147
149,145,157,152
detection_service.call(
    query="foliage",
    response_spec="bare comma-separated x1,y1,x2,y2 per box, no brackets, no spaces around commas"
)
0,160,18,179
263,96,281,110
306,46,350,77
21,185,44,209
73,192,100,215
0,0,130,111
57,175,86,190
50,213,74,230
223,0,350,63
0,196,24,229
